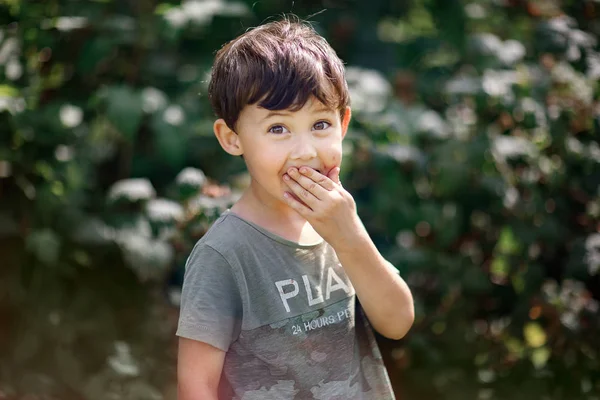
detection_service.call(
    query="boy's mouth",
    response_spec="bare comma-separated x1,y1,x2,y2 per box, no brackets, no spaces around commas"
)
284,166,324,175
307,167,325,175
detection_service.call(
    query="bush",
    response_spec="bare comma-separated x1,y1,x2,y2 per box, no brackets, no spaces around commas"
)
0,0,598,398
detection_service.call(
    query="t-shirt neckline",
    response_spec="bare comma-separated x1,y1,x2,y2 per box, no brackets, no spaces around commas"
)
223,209,325,249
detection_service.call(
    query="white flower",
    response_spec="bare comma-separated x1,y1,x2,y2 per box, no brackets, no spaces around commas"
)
183,0,221,25
482,69,518,97
503,186,519,209
164,8,188,28
117,234,174,280
547,15,577,34
54,145,74,162
168,288,182,307
396,231,415,249
180,0,249,25
345,67,391,113
445,75,480,95
219,2,250,17
417,110,450,138
163,105,185,126
589,142,600,163
560,311,578,330
189,194,231,214
5,58,22,80
0,161,11,179
465,3,486,19
379,144,424,164
586,52,600,80
0,96,23,115
114,217,153,240
584,233,600,276
176,167,206,187
498,40,526,65
142,87,167,113
551,62,578,84
0,38,19,65
569,29,597,48
478,369,495,383
566,137,584,155
146,198,184,222
107,341,140,377
492,136,537,159
59,104,83,128
566,43,581,61
472,33,503,56
518,97,547,128
55,17,88,31
108,178,156,202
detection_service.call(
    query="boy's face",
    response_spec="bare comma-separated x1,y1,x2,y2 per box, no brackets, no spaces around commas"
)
227,97,351,208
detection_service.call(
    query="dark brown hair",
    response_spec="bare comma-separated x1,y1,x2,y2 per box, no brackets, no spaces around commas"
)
208,16,350,131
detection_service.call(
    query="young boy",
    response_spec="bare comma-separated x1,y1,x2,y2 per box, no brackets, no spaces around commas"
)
177,17,414,400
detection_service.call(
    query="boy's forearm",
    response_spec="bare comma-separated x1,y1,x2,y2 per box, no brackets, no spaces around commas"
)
333,227,415,340
178,384,219,400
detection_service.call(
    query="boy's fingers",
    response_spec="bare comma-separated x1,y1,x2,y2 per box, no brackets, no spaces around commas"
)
287,169,329,198
284,174,320,205
298,167,335,191
283,192,313,215
327,167,341,185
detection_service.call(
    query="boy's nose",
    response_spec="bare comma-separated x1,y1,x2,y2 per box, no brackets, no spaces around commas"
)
290,135,317,161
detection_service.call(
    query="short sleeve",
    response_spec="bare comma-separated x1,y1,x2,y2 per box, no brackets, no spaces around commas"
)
176,243,243,351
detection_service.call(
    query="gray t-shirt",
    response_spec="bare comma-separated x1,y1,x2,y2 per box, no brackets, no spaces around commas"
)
177,211,397,400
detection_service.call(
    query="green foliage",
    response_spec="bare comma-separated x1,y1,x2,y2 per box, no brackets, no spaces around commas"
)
1,0,599,399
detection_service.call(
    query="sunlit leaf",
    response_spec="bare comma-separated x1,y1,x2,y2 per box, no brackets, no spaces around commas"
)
530,346,551,369
497,226,521,255
524,322,547,348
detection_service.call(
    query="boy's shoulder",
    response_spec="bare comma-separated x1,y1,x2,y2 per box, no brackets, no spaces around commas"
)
197,210,274,256
199,211,249,249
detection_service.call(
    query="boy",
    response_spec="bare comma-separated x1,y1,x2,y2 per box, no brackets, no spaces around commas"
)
177,17,414,400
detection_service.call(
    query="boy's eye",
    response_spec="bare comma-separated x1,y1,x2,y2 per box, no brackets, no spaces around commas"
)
268,125,289,134
313,121,331,131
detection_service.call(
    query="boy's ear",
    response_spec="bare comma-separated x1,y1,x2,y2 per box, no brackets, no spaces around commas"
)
213,119,243,156
341,107,352,139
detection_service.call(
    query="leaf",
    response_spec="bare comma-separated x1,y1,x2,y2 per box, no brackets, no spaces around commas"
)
524,322,547,348
25,229,61,266
99,86,143,141
497,226,521,255
530,346,550,369
505,337,524,357
490,256,508,279
0,84,19,97
77,37,116,74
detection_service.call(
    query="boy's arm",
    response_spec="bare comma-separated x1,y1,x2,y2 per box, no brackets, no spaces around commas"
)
334,231,415,340
178,337,225,400
282,166,415,340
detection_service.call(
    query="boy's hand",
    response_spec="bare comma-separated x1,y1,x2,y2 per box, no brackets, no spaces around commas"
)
283,166,368,251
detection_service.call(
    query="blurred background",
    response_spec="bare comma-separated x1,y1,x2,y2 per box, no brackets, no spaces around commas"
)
1,0,599,399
